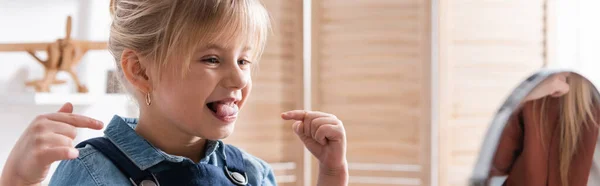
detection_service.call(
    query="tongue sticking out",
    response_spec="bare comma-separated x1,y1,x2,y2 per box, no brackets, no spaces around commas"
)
213,102,239,117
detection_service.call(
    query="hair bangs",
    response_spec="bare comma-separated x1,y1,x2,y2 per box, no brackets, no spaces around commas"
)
172,0,271,76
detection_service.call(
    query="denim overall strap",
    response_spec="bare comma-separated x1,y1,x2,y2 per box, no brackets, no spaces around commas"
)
156,144,251,186
76,137,154,185
222,144,249,185
76,138,251,186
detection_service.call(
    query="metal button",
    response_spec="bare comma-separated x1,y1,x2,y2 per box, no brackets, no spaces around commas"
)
231,172,246,183
140,180,157,186
225,166,248,186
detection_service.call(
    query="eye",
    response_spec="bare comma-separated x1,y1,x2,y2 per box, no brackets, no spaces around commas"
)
238,59,252,66
201,56,220,64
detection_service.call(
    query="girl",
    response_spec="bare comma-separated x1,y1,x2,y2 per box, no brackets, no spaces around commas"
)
0,0,348,185
492,72,600,186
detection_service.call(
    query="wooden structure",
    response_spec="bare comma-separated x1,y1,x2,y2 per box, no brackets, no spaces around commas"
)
233,1,548,186
437,0,547,185
228,1,434,186
0,16,107,93
310,1,432,185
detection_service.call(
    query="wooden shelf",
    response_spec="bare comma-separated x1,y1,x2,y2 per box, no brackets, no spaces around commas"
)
0,92,130,106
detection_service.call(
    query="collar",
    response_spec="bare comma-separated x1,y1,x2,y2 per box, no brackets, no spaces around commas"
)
103,115,222,170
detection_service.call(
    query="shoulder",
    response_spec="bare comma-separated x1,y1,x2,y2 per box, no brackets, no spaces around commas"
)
224,144,277,186
49,144,129,186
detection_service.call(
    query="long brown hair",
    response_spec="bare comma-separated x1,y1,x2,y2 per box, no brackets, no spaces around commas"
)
538,74,599,186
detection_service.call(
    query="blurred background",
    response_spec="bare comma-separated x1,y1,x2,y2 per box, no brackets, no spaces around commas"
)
0,0,598,186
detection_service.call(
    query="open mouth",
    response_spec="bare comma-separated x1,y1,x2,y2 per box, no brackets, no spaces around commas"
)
206,102,218,113
206,100,239,121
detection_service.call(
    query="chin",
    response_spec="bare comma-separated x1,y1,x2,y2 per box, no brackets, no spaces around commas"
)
199,123,235,140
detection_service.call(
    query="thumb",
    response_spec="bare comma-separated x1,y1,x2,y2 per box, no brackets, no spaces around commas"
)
292,121,326,146
292,121,312,143
292,121,303,135
57,102,73,113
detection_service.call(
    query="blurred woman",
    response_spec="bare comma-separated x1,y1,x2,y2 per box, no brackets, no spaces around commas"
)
492,73,600,186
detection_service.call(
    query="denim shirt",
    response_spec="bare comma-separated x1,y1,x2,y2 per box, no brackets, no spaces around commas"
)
49,115,276,186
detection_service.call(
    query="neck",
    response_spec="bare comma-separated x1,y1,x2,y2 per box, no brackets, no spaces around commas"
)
135,111,206,163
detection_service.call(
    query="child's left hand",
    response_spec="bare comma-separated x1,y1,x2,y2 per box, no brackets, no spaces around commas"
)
281,110,348,186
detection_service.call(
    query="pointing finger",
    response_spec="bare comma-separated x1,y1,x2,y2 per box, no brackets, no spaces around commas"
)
43,113,103,130
57,102,73,113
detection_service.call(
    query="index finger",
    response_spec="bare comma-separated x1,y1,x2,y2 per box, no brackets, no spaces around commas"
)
281,110,308,121
43,113,104,130
281,110,334,121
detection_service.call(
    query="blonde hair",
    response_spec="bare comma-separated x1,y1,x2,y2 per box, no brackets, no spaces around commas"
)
108,0,270,91
537,74,599,186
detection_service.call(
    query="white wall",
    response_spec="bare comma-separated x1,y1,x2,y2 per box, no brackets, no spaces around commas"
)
0,1,136,184
553,0,600,82
575,0,600,82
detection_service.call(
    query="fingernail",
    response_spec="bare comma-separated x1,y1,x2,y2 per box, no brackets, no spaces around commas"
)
95,120,104,127
68,149,79,159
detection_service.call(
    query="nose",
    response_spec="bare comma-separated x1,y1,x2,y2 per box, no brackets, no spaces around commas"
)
222,63,250,90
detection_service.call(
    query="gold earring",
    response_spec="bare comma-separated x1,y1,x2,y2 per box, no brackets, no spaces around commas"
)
145,92,152,106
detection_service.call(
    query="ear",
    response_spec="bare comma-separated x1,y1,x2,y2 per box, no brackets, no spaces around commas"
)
121,48,152,93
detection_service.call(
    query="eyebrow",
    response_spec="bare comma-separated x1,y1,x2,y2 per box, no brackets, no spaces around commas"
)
202,44,252,52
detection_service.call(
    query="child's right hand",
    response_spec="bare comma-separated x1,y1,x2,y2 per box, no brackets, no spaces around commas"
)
524,72,570,101
0,103,103,186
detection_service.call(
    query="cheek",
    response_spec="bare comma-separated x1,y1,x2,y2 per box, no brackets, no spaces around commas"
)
155,75,213,109
179,81,210,97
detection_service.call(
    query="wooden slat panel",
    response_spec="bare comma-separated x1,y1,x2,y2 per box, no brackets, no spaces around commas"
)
349,177,422,186
349,170,422,181
313,0,431,185
438,0,546,185
348,166,424,185
222,0,304,185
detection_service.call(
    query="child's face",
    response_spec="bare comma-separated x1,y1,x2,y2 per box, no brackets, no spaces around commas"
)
152,44,253,140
